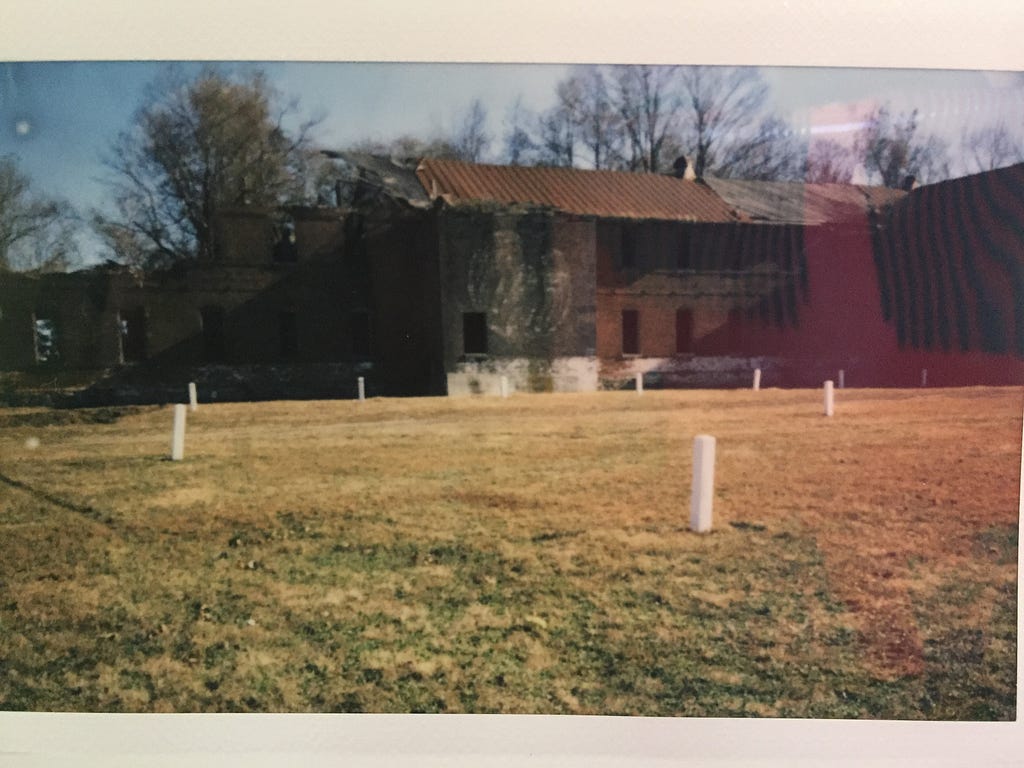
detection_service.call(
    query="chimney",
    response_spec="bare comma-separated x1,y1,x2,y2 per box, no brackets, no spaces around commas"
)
902,175,918,191
672,156,697,180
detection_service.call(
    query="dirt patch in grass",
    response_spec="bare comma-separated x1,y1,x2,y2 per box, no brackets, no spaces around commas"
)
0,388,1017,717
0,405,156,429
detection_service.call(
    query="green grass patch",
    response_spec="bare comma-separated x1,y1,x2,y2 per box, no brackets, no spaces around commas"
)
0,390,1017,716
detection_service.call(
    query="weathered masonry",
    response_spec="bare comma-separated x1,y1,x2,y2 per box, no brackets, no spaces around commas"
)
410,158,1024,389
1,207,376,402
2,157,1023,404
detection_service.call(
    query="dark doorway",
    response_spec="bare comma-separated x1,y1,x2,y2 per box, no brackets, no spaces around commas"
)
33,316,58,363
273,219,298,262
120,307,147,362
200,306,226,362
463,312,488,355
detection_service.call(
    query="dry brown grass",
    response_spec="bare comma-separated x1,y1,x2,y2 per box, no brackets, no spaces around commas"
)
0,387,1018,717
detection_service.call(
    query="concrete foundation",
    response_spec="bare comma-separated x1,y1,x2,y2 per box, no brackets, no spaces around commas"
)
447,356,599,396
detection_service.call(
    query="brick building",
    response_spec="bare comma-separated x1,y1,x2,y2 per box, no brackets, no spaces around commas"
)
2,157,1022,403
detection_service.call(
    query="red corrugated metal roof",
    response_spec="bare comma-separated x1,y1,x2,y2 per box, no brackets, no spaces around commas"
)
416,158,740,223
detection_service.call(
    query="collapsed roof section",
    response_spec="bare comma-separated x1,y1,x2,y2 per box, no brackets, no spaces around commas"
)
325,151,432,209
703,177,907,225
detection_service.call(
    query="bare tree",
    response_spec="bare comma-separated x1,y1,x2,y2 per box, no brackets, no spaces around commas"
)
572,67,624,170
528,64,800,180
537,112,575,167
502,97,538,166
501,71,621,170
962,122,1024,174
95,67,320,269
855,105,950,188
724,116,806,181
535,77,584,167
805,138,855,183
91,210,149,271
0,155,79,272
454,98,491,163
677,66,770,179
347,101,492,167
347,135,460,163
611,65,681,172
520,67,624,170
610,65,684,173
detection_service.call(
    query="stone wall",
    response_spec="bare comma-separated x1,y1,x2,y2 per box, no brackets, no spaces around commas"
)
8,170,1022,402
363,208,447,396
592,218,802,386
436,203,597,393
0,270,125,370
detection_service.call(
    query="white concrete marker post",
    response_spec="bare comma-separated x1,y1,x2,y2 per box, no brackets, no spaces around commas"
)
921,368,928,387
357,376,365,401
171,404,186,461
838,369,845,390
824,380,835,417
753,368,761,391
188,382,198,412
500,376,509,399
636,372,644,395
690,435,716,533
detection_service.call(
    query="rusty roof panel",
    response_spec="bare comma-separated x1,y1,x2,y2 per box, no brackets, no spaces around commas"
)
416,159,740,223
704,177,906,225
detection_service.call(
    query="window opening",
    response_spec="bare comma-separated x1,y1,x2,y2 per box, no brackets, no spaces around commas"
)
622,309,639,355
33,316,58,363
463,312,488,355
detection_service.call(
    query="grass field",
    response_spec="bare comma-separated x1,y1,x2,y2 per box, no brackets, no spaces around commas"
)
0,387,1018,718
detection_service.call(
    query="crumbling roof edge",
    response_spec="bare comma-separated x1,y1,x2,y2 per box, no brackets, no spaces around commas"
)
330,151,432,209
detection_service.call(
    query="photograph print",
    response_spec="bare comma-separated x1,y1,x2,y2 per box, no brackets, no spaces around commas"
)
0,59,1019,719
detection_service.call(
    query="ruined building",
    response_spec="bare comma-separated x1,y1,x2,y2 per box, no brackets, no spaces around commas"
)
2,156,1023,404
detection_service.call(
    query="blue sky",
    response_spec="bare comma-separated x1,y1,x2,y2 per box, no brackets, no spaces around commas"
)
2,61,1023,264
0,62,574,236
